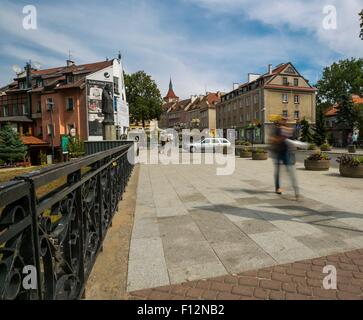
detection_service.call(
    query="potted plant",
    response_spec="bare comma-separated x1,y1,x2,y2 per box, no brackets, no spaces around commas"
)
320,143,332,151
304,152,330,171
308,143,318,151
240,146,252,158
348,145,356,153
337,154,363,178
252,148,268,160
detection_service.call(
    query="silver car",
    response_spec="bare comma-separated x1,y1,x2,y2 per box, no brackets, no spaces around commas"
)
184,138,231,153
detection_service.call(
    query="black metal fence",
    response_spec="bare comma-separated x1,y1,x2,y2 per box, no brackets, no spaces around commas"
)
84,140,135,156
0,143,134,300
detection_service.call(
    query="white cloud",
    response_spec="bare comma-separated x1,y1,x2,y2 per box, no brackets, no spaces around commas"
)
0,0,362,96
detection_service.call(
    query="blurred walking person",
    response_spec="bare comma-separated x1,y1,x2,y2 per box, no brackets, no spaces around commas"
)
269,117,300,200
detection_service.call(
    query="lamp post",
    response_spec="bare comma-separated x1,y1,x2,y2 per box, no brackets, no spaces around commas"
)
48,101,55,161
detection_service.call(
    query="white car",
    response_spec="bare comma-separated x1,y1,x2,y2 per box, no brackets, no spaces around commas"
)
184,138,231,153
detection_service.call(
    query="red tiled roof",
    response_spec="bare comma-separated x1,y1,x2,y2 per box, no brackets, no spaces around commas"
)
164,88,178,100
325,106,338,117
21,136,49,145
32,60,113,77
325,94,363,117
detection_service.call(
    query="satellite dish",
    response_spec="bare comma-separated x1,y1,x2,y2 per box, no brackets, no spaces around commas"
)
12,65,22,74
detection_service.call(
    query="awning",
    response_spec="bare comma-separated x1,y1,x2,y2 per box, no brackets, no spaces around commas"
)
21,136,49,146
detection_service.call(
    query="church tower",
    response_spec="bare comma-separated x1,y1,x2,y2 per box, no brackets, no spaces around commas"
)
163,78,179,103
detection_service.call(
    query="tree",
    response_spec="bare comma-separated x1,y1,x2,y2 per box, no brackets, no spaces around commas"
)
336,93,362,131
316,58,363,106
313,106,327,146
0,125,27,164
124,71,163,127
300,118,313,142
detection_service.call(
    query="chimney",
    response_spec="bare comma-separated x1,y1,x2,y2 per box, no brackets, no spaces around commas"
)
66,60,75,67
268,64,273,74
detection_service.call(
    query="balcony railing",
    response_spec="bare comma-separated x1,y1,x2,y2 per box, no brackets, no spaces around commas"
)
0,143,134,300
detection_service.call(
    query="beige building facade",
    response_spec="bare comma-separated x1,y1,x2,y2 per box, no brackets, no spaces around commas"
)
216,62,316,143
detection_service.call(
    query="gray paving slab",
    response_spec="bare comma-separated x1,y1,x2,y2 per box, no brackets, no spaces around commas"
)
127,157,363,290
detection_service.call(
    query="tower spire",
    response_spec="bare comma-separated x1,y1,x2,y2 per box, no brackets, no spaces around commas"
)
169,77,173,91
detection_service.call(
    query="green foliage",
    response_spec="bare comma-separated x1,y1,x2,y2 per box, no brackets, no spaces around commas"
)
336,93,362,131
313,106,327,146
316,58,363,105
124,71,163,127
40,151,47,165
337,154,363,167
300,118,313,142
307,152,330,161
320,143,332,151
308,143,317,150
0,125,27,164
68,136,84,158
253,148,267,154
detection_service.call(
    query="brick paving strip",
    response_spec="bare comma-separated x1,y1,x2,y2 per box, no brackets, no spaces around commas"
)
129,248,363,300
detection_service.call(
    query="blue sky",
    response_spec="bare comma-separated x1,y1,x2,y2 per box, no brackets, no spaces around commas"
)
0,0,362,98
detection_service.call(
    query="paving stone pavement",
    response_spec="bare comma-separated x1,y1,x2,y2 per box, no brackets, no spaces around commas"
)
129,248,363,300
127,156,363,294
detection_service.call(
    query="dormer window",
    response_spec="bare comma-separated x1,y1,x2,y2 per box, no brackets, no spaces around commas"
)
36,78,43,87
282,77,288,86
66,75,74,84
19,81,26,89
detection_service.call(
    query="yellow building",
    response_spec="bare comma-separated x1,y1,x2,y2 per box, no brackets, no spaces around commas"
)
216,62,316,143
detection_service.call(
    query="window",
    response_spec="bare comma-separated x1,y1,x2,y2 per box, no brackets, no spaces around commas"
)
66,75,74,84
46,98,54,111
254,94,258,104
13,105,19,116
36,78,43,87
246,97,250,106
66,97,74,111
294,95,300,104
114,77,120,94
3,105,8,117
294,111,300,119
294,78,299,86
246,113,250,121
47,124,54,136
19,81,26,89
22,104,29,115
282,77,288,86
36,101,41,113
282,110,288,117
240,115,244,122
282,94,288,103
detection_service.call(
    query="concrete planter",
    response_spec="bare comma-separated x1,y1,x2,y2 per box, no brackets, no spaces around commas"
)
348,145,356,153
252,152,268,160
304,159,330,171
240,150,252,158
339,164,363,178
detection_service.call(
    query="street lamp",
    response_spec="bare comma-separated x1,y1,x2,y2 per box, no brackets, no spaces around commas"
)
48,100,55,161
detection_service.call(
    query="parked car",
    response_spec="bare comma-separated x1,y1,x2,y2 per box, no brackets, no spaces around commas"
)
184,138,231,153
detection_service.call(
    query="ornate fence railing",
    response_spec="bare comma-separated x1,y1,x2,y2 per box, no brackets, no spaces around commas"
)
0,143,134,300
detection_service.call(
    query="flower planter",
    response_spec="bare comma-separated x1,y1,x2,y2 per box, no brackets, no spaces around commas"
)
240,150,252,158
252,152,268,160
320,146,332,152
339,164,363,178
304,159,330,171
348,145,356,153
